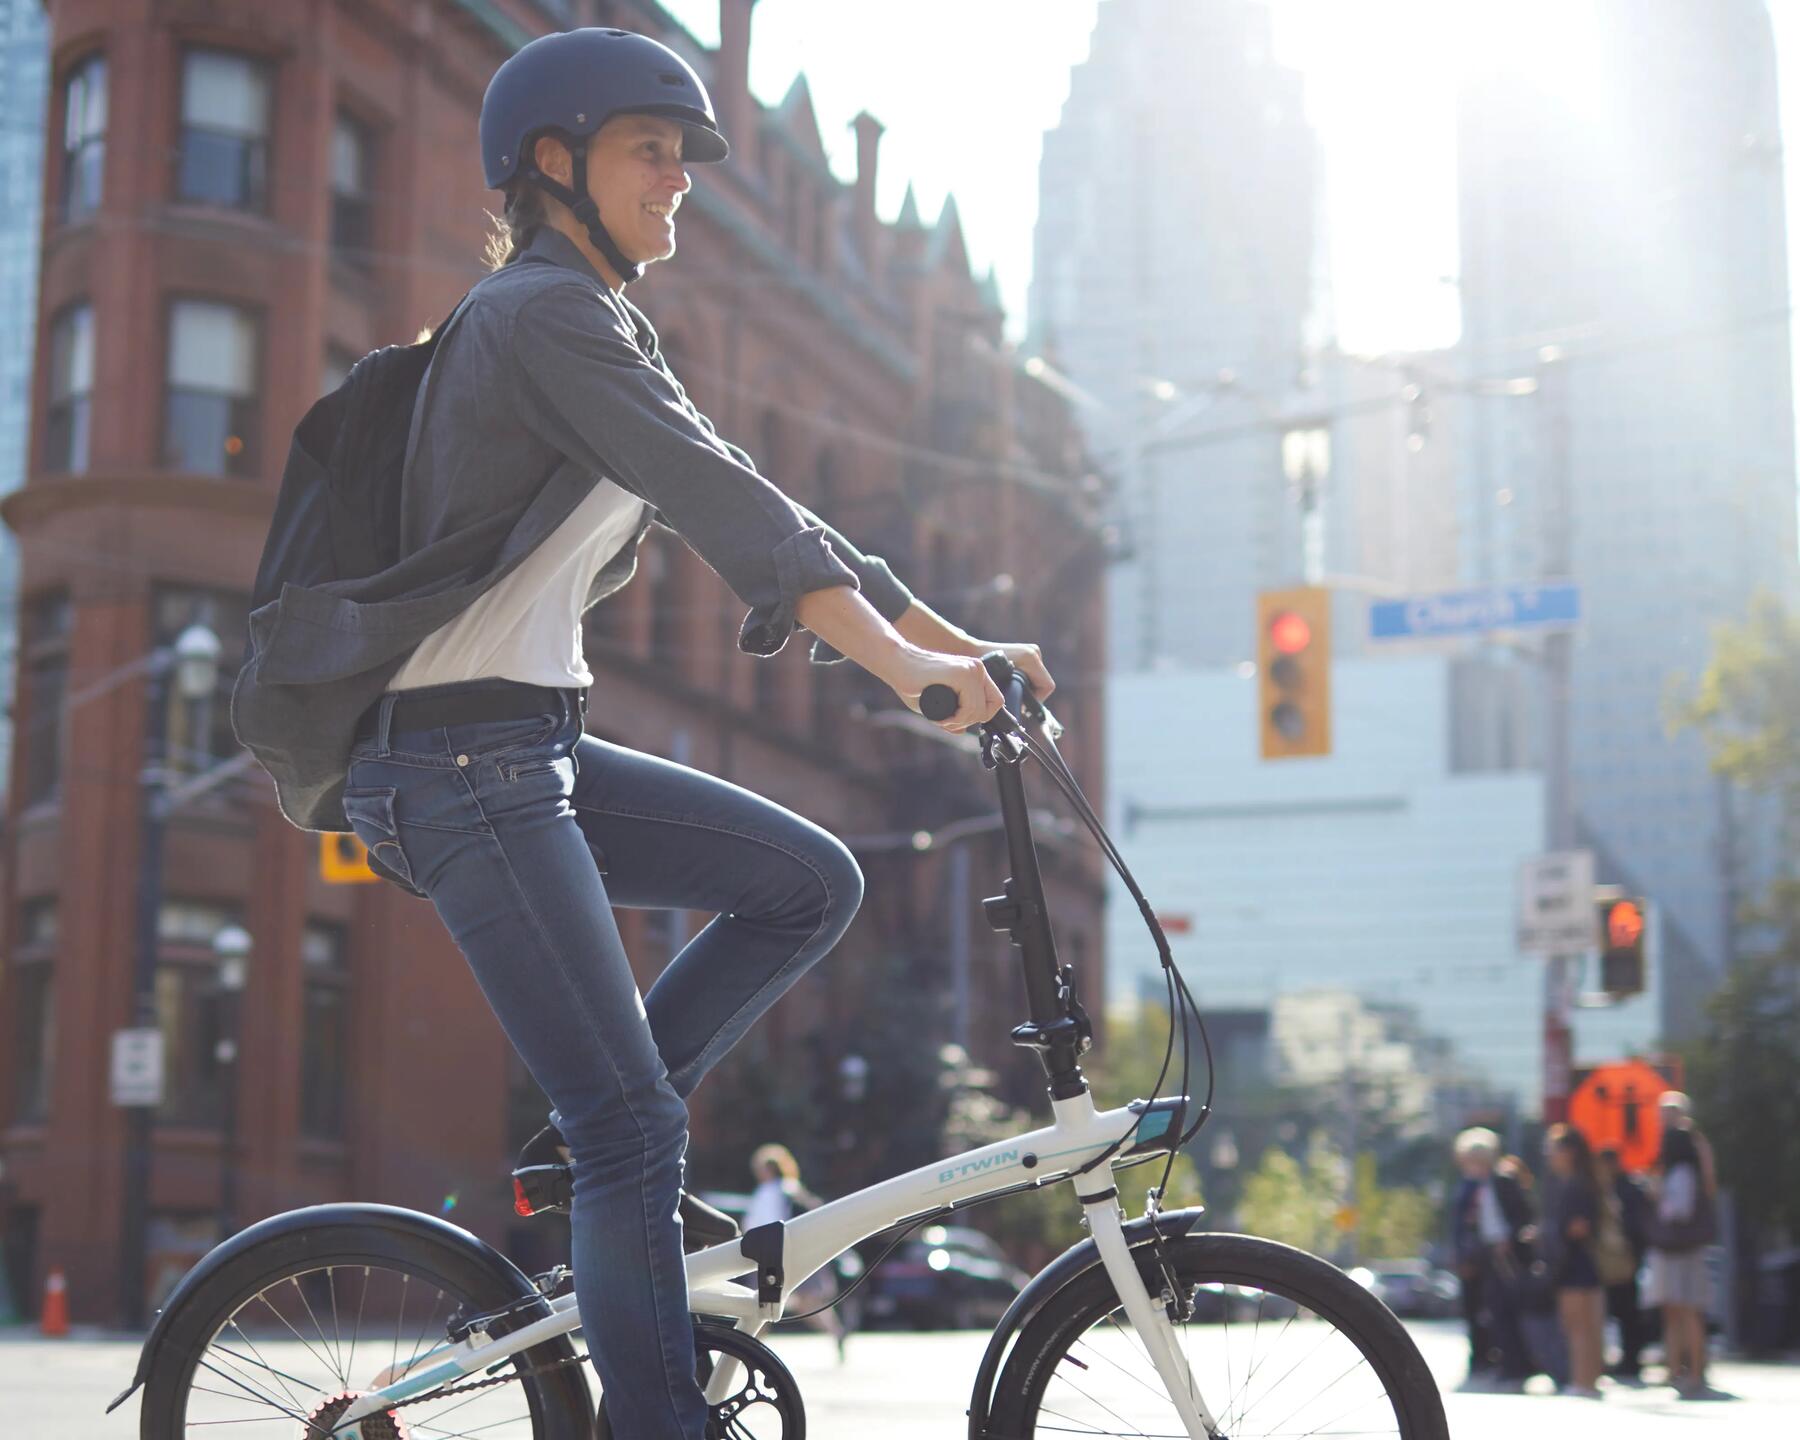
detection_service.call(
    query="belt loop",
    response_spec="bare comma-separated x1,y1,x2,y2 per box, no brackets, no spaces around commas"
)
375,692,399,757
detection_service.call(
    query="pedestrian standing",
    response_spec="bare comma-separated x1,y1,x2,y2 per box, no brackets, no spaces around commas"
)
1544,1124,1606,1396
745,1144,848,1361
1596,1145,1651,1379
1646,1123,1716,1395
1450,1128,1533,1382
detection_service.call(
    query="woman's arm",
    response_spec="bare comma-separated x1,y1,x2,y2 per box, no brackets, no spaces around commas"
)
795,586,1001,729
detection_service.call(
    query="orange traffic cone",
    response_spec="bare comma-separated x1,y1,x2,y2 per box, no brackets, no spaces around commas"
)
40,1267,69,1337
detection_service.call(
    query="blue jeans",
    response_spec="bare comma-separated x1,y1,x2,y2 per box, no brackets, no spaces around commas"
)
342,682,864,1439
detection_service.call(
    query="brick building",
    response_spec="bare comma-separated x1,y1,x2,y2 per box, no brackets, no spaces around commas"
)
0,0,1107,1324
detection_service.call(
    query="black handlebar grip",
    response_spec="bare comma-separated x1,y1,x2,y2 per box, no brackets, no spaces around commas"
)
919,684,960,722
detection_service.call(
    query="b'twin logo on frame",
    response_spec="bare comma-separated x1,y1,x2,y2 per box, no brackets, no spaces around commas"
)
939,1150,1020,1185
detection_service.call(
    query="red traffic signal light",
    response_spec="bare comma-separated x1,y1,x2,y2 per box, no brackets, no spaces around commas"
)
1269,611,1312,655
1606,899,1644,950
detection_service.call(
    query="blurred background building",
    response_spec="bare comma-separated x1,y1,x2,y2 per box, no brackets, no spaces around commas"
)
0,0,1105,1324
1027,0,1322,672
1456,0,1800,1050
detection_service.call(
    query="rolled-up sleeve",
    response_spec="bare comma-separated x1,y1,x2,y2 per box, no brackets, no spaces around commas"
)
511,283,858,655
649,361,917,657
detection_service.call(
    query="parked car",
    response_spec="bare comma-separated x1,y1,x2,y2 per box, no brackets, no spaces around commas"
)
862,1224,1030,1330
1348,1260,1460,1319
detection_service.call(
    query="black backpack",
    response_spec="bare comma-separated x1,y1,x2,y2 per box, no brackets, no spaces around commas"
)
249,299,470,611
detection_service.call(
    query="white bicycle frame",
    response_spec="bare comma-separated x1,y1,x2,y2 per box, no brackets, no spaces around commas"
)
337,1086,1220,1438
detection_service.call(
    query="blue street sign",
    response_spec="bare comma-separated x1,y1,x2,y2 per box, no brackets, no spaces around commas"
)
1370,583,1581,641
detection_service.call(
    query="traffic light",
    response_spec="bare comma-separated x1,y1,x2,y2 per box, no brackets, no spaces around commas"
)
1597,896,1647,998
1258,586,1331,759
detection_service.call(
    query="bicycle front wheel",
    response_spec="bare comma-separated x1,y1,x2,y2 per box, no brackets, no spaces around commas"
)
988,1231,1448,1440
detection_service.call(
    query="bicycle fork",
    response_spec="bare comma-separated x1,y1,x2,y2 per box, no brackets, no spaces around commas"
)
1083,1194,1222,1440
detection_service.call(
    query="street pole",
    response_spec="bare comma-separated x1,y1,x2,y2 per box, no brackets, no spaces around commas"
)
116,623,220,1327
118,656,171,1331
1539,350,1576,1125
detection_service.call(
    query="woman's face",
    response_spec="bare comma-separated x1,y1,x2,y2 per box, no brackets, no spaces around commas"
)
1547,1143,1574,1177
587,115,691,265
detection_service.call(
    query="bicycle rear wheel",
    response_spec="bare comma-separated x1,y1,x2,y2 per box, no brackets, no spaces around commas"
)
138,1219,592,1439
988,1232,1448,1440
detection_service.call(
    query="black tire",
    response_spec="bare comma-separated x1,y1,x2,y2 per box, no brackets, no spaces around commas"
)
989,1232,1449,1440
139,1219,592,1439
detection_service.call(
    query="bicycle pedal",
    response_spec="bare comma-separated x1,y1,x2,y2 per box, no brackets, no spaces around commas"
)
512,1161,573,1217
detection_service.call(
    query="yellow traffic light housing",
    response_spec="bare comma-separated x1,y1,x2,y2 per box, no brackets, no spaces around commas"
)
1258,586,1332,759
320,832,379,884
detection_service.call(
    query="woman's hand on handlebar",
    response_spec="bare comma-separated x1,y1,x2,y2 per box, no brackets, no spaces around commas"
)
887,648,1005,733
978,641,1056,704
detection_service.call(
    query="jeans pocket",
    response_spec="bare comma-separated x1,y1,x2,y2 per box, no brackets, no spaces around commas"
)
342,787,419,892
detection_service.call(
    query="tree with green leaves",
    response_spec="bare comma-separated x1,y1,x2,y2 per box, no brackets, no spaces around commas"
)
1669,591,1800,1300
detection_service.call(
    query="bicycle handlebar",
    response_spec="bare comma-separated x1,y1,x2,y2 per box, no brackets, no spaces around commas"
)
919,653,1050,732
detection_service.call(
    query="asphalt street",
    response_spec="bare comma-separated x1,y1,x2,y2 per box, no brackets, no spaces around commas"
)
4,1318,1795,1437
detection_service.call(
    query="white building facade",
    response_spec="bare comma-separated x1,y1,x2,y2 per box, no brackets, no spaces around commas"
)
1105,655,1553,1108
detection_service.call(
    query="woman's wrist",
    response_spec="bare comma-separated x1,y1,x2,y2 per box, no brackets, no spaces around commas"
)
893,601,986,658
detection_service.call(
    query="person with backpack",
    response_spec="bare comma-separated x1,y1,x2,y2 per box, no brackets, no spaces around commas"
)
232,28,1051,1440
1646,1123,1717,1395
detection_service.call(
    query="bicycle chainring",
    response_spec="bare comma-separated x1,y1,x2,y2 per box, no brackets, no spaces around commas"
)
305,1391,411,1440
594,1321,806,1440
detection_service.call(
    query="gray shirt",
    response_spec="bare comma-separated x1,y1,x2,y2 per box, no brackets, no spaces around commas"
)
232,227,913,831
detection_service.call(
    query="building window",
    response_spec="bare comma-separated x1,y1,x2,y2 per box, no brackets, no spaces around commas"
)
330,112,374,262
153,901,241,1129
21,593,72,808
61,55,106,222
153,587,248,776
300,921,349,1140
177,50,270,212
44,304,93,474
9,899,57,1125
164,300,259,477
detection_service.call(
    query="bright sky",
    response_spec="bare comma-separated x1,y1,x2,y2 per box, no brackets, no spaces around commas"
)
661,0,1800,359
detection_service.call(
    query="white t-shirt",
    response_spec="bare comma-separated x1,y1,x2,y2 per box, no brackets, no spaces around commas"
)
1476,1180,1510,1245
392,478,647,691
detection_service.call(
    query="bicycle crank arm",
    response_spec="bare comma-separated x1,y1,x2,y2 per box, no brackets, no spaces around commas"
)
1085,1198,1222,1439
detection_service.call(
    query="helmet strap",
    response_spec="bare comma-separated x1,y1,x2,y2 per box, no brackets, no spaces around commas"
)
527,138,644,285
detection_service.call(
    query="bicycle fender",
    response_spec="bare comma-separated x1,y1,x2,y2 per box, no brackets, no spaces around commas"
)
965,1206,1205,1440
108,1203,546,1414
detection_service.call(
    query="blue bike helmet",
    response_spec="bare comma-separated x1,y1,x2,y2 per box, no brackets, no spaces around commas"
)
480,28,729,282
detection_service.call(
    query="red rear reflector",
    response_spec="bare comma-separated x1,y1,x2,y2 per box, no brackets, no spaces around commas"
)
513,1178,535,1217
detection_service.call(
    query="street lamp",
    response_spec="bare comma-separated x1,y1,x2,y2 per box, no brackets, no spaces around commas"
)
118,623,221,1329
211,924,250,1242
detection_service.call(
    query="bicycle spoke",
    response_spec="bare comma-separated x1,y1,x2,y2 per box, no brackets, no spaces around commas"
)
289,1272,345,1387
346,1265,369,1385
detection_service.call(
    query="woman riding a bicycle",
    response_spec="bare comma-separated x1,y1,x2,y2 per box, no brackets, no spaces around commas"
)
276,27,1049,1440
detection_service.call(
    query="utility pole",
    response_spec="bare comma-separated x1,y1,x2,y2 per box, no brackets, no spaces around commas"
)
1538,348,1577,1124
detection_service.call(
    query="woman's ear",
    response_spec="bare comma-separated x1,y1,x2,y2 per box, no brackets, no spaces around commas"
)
533,134,571,185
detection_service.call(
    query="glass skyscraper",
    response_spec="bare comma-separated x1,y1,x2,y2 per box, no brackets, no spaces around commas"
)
0,0,48,786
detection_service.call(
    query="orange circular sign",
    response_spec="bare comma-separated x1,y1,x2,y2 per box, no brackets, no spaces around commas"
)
1568,1060,1669,1174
